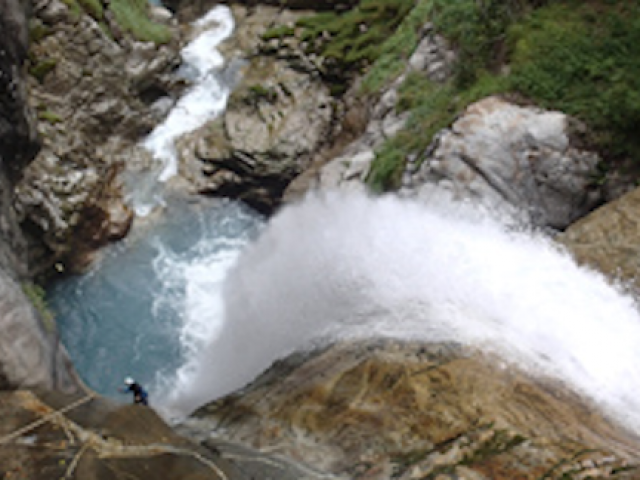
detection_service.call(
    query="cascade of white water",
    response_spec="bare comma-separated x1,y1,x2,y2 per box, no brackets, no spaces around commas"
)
161,191,640,434
49,4,640,436
128,6,235,215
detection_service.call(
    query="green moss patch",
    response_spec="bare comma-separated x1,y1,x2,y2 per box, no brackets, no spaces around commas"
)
57,0,170,44
22,282,56,332
29,58,58,83
37,109,63,124
77,0,104,20
109,0,172,44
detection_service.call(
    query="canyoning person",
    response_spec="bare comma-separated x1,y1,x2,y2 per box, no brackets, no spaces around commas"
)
120,377,149,405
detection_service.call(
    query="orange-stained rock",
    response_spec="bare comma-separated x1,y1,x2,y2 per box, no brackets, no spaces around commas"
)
189,341,640,479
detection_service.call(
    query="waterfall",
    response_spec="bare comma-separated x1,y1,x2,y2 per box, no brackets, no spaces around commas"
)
161,191,640,433
47,4,640,436
127,5,236,216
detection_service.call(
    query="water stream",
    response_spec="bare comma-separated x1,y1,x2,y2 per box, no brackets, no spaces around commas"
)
126,5,236,216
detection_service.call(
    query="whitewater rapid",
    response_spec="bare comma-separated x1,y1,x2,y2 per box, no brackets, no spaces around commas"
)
163,191,640,433
128,6,236,215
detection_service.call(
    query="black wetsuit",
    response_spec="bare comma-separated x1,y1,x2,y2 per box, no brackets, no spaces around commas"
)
126,382,149,405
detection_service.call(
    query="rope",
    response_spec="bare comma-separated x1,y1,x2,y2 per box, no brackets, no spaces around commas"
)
0,392,96,445
0,391,229,479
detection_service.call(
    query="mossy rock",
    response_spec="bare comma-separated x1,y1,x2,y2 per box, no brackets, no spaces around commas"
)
29,58,58,83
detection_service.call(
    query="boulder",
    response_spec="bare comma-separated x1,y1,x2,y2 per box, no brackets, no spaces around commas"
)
559,186,640,289
404,96,602,230
187,340,640,479
178,5,334,214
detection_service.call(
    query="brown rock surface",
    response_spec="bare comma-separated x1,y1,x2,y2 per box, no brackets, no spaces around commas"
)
0,389,334,479
560,186,640,290
189,341,640,479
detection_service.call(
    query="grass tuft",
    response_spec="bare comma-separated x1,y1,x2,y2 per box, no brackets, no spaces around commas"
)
109,0,172,44
77,0,104,20
22,283,56,332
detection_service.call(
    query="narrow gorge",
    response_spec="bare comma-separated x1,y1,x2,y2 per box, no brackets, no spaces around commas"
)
3,1,640,479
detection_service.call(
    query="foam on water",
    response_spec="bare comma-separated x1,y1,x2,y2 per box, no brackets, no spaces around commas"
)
129,6,235,215
145,5,234,182
162,191,640,434
49,197,262,399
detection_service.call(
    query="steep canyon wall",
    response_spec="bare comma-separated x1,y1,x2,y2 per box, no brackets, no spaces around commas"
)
0,0,78,392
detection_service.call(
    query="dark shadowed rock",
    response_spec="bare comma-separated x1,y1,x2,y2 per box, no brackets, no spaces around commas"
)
0,0,39,182
187,341,640,479
0,0,38,276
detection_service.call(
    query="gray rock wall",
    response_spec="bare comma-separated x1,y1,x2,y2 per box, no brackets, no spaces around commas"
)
0,0,80,393
0,0,39,183
0,0,38,277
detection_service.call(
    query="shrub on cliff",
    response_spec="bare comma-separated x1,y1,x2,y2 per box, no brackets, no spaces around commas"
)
62,0,171,44
366,0,640,191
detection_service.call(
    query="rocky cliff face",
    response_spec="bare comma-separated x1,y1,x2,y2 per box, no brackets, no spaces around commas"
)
0,0,38,276
0,0,79,393
15,0,182,275
173,4,336,214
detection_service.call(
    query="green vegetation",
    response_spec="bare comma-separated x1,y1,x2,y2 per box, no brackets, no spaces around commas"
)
261,25,296,41
508,2,640,158
22,283,56,333
361,0,640,191
57,0,170,44
29,19,52,43
77,0,104,20
360,0,432,93
109,0,172,44
38,109,63,124
262,0,418,94
60,0,82,19
29,58,58,83
295,0,412,69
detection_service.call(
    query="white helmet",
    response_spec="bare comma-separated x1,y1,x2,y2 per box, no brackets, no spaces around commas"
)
124,377,134,385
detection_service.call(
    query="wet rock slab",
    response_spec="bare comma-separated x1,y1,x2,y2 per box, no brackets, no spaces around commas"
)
186,340,640,479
